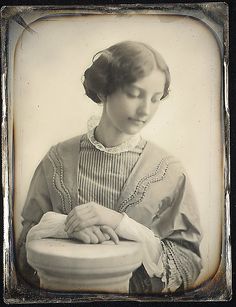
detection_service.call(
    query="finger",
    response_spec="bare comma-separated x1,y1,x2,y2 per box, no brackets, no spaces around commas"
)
92,227,106,243
67,212,96,234
65,208,92,230
71,231,91,244
104,227,119,244
65,214,78,231
75,216,99,231
66,218,81,234
66,206,91,224
66,209,74,222
78,232,91,244
84,228,98,244
101,226,119,244
104,233,110,240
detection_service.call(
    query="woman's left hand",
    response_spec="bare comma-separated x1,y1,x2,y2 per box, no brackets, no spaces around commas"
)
64,202,123,234
67,225,119,244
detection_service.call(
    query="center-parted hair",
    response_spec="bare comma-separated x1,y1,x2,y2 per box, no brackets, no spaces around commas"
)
83,41,171,104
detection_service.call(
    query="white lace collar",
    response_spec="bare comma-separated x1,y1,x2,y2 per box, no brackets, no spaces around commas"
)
87,127,141,154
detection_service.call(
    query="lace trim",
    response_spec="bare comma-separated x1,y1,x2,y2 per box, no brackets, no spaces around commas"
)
87,127,141,154
161,241,183,293
160,240,198,293
173,243,199,286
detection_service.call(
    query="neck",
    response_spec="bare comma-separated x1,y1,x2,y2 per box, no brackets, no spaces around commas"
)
95,114,132,148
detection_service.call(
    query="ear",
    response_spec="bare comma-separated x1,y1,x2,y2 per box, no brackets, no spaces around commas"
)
97,93,107,103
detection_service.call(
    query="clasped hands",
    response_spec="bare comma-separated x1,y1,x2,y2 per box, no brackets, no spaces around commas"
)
64,202,123,245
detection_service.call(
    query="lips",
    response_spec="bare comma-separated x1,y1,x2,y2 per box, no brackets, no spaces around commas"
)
130,118,145,122
129,118,146,125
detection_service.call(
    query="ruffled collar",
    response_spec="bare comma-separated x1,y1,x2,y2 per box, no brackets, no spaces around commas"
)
87,127,141,154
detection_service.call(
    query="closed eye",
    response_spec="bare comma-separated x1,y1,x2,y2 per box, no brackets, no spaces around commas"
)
123,85,163,102
125,87,142,98
151,93,163,103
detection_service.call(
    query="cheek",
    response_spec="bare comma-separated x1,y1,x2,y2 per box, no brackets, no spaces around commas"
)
107,101,124,122
108,97,130,118
151,103,160,112
148,103,160,119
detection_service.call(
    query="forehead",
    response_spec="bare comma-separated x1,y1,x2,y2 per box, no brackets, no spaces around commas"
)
132,70,166,92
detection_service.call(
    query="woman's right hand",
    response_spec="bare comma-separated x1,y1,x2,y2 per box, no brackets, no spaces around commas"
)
67,225,119,244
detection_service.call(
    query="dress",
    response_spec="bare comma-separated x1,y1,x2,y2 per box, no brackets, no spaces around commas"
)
17,133,202,293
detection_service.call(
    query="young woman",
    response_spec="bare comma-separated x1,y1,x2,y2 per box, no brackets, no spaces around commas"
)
17,41,202,293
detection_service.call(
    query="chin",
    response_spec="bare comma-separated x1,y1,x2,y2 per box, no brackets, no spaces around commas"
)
124,127,142,135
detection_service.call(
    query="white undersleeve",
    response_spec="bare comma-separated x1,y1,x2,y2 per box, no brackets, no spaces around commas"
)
115,213,163,278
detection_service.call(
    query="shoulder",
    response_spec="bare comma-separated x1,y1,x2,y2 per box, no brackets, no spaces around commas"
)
57,134,84,151
53,134,84,154
145,140,185,176
145,140,169,158
42,134,85,167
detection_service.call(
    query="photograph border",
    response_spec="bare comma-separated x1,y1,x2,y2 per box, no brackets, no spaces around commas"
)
1,3,231,303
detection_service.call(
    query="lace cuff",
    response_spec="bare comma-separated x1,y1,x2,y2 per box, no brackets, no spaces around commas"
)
160,240,199,292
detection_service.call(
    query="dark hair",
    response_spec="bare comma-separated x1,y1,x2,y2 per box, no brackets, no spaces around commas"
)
83,41,171,104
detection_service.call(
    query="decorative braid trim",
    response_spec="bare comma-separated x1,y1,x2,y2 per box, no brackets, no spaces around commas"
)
118,157,169,213
48,152,66,213
53,149,72,212
48,147,72,214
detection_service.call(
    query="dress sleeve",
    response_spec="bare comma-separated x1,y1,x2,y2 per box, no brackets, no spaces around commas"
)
123,158,202,293
151,172,203,292
16,160,53,286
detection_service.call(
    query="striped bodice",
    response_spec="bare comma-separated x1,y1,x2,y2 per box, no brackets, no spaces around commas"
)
77,134,146,209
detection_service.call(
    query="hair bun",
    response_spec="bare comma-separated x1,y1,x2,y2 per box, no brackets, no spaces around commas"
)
82,41,170,104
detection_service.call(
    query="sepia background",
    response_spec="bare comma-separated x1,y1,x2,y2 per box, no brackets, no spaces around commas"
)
12,14,222,286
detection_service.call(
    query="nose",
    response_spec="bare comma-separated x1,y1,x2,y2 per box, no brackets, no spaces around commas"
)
137,96,151,116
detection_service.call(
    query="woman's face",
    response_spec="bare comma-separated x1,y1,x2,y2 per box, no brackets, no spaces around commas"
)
103,69,166,136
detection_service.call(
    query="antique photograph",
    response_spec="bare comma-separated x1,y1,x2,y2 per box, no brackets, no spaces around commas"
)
2,4,231,303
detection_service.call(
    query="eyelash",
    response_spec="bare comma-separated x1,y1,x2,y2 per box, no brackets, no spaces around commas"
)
152,96,161,103
126,92,161,103
126,92,140,98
